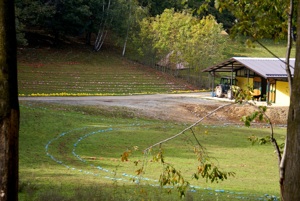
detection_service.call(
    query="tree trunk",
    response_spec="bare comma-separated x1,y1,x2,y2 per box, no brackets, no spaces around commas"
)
122,0,132,57
0,0,20,201
282,1,300,200
94,0,111,51
285,0,294,95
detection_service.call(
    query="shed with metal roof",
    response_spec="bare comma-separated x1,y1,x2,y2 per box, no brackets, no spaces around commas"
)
202,57,294,106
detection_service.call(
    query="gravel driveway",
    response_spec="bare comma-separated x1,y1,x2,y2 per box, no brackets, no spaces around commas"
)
19,92,288,124
20,92,223,122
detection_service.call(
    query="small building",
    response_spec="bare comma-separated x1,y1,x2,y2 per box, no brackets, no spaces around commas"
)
156,51,190,76
202,57,294,106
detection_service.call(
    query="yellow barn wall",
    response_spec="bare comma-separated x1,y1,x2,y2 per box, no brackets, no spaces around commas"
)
275,81,290,106
236,77,253,90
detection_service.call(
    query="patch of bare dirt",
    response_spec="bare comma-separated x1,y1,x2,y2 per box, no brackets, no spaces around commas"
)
183,104,288,125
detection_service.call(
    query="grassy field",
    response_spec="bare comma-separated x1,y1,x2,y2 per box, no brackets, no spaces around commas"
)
19,101,285,201
224,38,296,58
17,39,289,200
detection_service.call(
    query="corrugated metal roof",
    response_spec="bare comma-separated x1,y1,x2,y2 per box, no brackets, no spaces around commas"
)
202,57,295,79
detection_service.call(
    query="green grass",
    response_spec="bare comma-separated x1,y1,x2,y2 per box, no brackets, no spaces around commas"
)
225,38,296,58
19,102,285,200
17,39,289,200
17,47,198,96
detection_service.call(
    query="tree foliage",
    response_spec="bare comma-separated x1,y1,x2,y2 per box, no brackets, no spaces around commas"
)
100,0,148,53
15,0,236,50
138,9,228,72
138,0,235,30
15,0,96,42
137,0,183,16
215,0,293,40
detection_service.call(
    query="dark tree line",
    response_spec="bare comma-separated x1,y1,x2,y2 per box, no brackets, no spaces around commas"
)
15,0,235,47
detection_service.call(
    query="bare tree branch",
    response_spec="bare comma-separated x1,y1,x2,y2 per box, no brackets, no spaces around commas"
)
144,102,236,153
255,40,294,69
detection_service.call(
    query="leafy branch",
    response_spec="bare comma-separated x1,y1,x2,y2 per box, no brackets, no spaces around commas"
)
193,145,235,183
159,164,190,198
153,145,235,198
140,103,237,197
241,102,283,165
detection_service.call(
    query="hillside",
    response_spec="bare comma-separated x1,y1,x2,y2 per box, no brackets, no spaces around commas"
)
17,32,294,97
17,44,199,96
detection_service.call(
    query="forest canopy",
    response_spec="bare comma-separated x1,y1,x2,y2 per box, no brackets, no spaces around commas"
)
15,0,234,46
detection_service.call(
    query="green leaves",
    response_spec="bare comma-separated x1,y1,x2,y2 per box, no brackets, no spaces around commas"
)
248,135,271,145
193,145,235,183
138,9,228,72
216,0,290,40
149,144,235,198
248,135,285,154
241,106,268,127
194,162,236,183
152,148,189,198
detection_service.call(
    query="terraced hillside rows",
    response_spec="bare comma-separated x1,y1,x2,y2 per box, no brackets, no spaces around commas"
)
18,47,198,96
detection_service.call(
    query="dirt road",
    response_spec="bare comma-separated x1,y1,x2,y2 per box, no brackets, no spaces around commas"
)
19,92,288,125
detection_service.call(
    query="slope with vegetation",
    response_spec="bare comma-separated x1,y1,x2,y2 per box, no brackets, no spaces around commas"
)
17,35,292,97
18,44,199,96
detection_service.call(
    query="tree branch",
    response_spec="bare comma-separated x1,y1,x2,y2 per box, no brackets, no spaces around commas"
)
143,102,236,153
254,40,294,69
246,101,282,163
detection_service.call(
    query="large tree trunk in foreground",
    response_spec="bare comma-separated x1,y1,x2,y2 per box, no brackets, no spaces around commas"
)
283,1,300,200
0,0,20,201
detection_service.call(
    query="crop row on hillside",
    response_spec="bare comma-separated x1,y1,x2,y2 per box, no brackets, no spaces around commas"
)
18,47,198,96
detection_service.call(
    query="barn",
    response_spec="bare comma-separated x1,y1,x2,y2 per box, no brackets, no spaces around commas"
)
202,57,295,106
